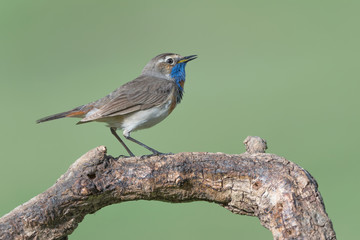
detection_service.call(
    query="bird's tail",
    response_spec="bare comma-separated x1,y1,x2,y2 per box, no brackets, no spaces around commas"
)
36,106,87,124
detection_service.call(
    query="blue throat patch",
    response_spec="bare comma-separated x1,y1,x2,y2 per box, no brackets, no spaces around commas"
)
170,62,187,103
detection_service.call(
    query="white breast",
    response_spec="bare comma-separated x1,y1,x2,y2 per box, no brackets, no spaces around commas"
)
120,100,173,137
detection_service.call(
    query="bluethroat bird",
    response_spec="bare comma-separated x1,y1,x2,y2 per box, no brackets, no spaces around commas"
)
37,53,197,157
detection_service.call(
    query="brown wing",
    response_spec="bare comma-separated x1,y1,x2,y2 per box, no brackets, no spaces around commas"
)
79,75,175,122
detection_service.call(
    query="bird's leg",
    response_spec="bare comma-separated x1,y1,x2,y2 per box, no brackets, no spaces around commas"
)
110,127,135,157
124,135,163,155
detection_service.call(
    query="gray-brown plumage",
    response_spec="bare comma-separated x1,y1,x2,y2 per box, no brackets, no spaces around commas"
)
37,53,197,156
79,76,176,123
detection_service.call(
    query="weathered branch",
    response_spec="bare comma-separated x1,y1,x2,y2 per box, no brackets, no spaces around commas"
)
0,137,336,240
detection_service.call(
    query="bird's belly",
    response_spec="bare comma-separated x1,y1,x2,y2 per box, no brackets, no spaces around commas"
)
118,100,173,136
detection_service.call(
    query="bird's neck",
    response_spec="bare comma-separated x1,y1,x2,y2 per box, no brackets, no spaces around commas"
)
170,63,186,104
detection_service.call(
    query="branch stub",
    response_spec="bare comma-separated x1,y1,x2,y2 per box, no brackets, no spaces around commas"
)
243,136,268,154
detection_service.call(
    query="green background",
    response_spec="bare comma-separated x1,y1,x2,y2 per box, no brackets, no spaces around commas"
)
1,0,359,239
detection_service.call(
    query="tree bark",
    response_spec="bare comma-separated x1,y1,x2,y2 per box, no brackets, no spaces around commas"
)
0,136,336,240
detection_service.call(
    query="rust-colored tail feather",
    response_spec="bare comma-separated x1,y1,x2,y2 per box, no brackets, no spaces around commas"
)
36,106,86,124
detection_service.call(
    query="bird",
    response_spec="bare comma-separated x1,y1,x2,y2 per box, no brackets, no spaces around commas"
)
36,53,197,157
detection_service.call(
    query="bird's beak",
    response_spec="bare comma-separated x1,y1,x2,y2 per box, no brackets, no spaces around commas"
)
178,55,197,63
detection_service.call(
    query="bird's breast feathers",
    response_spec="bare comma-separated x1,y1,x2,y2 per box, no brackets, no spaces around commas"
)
119,97,175,136
100,86,178,136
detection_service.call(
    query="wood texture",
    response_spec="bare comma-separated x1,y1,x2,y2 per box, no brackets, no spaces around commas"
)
0,137,336,240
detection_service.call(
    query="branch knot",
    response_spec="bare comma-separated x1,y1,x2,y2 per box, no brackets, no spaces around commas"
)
243,136,267,154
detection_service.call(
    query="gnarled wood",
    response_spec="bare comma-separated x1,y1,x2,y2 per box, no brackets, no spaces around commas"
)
0,137,336,240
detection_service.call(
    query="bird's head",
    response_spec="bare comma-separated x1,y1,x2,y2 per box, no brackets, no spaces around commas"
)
141,53,197,82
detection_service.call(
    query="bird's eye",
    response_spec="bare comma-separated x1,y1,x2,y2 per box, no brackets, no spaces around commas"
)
166,58,174,64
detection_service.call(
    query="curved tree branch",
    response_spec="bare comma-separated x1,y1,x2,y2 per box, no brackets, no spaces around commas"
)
0,137,336,240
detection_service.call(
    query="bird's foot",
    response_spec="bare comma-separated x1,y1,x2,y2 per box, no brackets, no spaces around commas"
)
114,154,135,159
151,150,164,155
139,152,174,159
158,152,173,156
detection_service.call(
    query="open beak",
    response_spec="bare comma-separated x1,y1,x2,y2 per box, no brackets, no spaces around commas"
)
178,55,197,63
